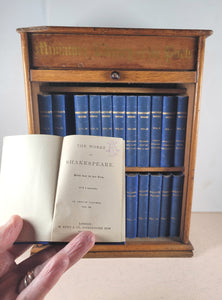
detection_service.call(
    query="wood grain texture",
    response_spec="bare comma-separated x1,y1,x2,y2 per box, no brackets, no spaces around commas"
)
30,70,197,83
29,33,198,70
17,26,213,37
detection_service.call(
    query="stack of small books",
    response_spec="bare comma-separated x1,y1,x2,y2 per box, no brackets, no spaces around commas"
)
38,93,188,168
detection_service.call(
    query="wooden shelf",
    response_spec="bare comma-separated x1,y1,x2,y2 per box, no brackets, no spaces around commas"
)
40,85,187,95
126,167,184,173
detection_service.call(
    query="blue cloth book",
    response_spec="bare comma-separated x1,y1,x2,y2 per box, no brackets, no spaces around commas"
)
137,173,149,238
89,95,101,136
137,96,151,167
148,174,162,238
174,96,188,167
150,96,163,167
169,174,184,237
126,173,138,238
37,94,53,135
160,96,177,167
52,94,75,137
74,95,89,135
101,95,112,137
113,95,126,140
159,174,173,237
126,96,137,167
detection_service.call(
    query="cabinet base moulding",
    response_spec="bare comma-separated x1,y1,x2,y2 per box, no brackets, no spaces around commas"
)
86,240,194,258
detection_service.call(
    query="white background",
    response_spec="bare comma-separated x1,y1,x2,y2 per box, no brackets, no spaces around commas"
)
0,0,221,211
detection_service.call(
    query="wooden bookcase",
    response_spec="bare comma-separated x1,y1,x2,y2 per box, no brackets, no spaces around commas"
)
17,26,212,258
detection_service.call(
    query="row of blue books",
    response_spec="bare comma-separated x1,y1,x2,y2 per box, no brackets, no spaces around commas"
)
126,173,184,238
38,93,188,167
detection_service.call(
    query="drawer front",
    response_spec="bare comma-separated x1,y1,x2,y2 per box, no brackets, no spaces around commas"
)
29,33,197,71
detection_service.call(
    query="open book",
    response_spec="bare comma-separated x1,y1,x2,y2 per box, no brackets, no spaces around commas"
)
0,135,125,243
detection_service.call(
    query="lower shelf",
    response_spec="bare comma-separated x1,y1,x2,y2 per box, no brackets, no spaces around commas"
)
31,238,193,258
85,238,193,258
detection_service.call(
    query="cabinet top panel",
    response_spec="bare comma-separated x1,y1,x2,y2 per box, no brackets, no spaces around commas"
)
17,27,212,72
17,26,213,37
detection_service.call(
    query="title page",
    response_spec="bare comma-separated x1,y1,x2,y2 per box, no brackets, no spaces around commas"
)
51,135,125,243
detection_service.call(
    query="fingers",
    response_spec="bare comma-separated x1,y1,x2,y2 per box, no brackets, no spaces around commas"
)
0,215,23,254
17,231,95,300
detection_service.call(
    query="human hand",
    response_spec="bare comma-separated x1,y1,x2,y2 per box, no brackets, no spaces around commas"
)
0,215,95,300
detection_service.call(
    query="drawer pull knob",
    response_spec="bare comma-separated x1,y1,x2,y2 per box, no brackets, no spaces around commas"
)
111,71,120,80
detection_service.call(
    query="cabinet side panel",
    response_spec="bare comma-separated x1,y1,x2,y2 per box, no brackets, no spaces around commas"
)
20,32,35,133
182,37,207,243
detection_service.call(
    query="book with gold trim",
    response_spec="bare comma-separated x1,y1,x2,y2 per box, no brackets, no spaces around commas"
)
74,95,89,135
126,95,137,167
113,95,126,140
137,95,151,167
89,95,101,136
160,96,177,167
126,173,138,238
174,96,188,166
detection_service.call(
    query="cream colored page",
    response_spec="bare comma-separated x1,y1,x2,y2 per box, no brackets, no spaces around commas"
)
51,135,125,243
0,135,63,242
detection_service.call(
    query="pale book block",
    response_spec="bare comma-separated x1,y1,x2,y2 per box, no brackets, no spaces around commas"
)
0,134,125,243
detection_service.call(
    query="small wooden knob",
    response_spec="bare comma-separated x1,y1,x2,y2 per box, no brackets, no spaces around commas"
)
111,71,120,80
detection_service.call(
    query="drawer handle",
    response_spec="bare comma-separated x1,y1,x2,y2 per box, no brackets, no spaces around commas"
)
111,71,120,80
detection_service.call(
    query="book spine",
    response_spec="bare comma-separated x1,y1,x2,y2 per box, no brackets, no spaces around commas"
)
89,95,101,136
160,96,177,167
159,174,173,237
137,173,149,238
148,174,162,238
74,95,89,135
66,94,75,136
137,96,151,167
126,173,138,238
101,95,112,137
150,96,163,167
126,96,137,167
37,94,53,135
113,95,126,140
174,96,188,167
169,174,184,237
52,94,73,137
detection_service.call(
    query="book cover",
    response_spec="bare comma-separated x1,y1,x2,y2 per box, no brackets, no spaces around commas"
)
52,94,75,137
150,96,163,167
113,95,126,140
37,94,53,135
169,173,184,237
89,95,101,136
126,95,137,167
101,95,112,137
126,173,138,238
74,95,89,135
137,173,149,238
0,135,125,243
160,96,177,167
137,95,151,167
148,174,162,238
159,174,173,237
174,96,188,167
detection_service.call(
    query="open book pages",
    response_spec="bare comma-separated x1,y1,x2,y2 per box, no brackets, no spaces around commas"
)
0,134,125,243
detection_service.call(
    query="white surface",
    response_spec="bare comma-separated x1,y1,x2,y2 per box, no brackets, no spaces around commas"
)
0,0,221,211
18,213,222,300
